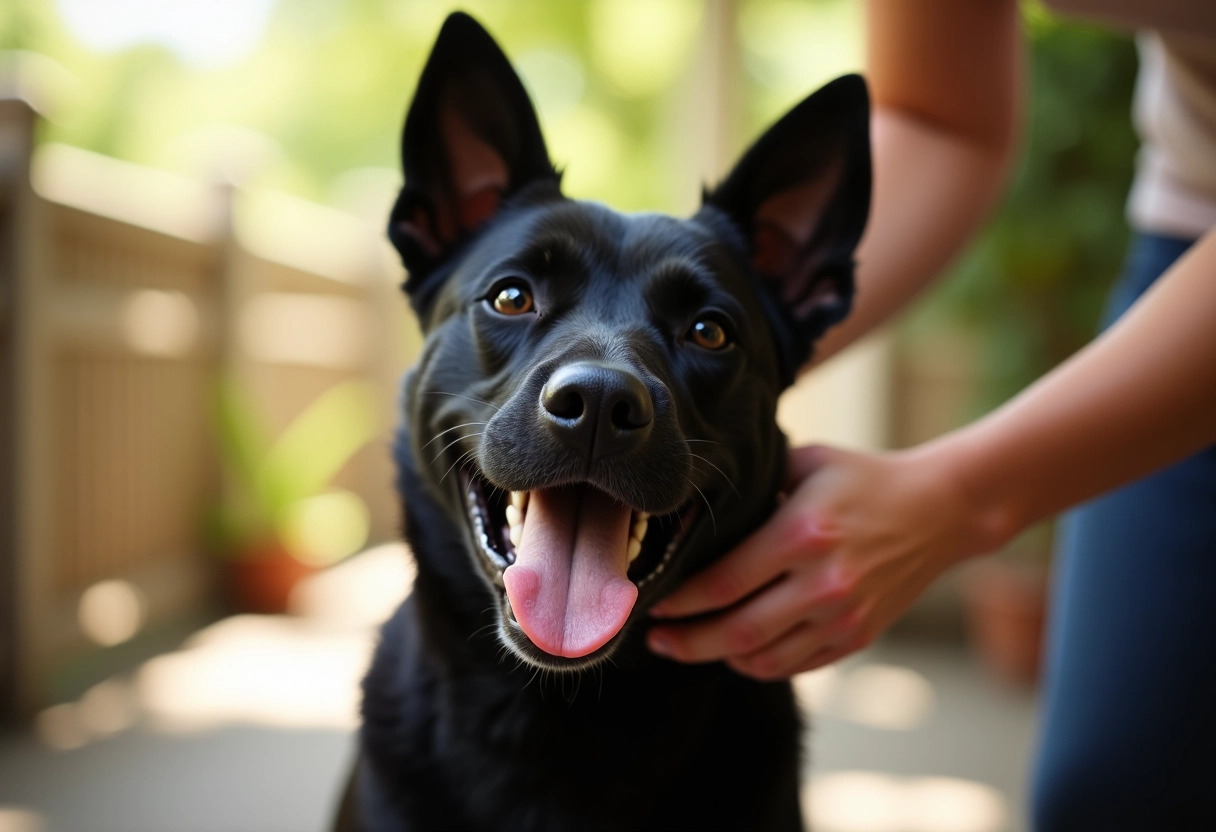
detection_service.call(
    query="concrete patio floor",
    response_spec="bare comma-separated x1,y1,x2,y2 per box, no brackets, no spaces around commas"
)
0,544,1038,832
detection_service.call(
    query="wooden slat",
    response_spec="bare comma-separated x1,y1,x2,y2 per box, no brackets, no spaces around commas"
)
54,355,214,588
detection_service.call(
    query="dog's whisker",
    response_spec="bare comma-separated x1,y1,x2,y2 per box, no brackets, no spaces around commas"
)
689,481,717,537
439,449,479,485
430,431,484,465
422,421,490,450
468,621,499,643
422,390,501,412
683,452,740,500
524,665,542,694
436,449,475,481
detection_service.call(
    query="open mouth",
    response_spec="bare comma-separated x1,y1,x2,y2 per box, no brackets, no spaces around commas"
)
461,473,694,662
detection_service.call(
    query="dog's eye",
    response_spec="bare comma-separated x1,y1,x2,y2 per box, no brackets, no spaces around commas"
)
490,282,534,316
689,317,730,351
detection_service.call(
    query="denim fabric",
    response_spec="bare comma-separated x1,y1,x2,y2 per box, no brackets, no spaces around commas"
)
1031,232,1216,830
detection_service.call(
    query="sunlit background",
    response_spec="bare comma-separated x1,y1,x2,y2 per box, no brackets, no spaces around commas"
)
1,1,1137,830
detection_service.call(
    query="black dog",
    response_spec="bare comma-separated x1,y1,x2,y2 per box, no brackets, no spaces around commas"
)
336,12,869,831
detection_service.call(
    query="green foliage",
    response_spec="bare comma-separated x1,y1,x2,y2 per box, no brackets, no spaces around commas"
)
210,379,380,558
8,0,706,212
911,20,1139,412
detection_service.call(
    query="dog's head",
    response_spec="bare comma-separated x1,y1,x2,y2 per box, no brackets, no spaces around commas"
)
390,13,869,672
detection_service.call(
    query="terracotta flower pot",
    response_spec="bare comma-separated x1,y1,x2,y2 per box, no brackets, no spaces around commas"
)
961,559,1049,686
223,542,316,614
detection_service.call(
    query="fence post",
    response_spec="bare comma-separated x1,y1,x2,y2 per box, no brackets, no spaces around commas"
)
0,95,51,717
212,179,242,380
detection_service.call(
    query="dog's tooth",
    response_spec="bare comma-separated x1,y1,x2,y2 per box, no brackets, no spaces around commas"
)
627,538,642,563
506,504,522,528
632,517,648,542
509,524,522,548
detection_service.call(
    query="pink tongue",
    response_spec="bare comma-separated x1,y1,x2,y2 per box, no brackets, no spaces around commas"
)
502,486,637,658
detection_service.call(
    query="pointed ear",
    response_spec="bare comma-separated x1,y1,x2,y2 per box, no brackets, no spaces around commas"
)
389,13,559,296
704,74,870,373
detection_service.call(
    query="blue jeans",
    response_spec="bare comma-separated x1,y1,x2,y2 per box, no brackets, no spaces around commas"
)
1031,233,1216,830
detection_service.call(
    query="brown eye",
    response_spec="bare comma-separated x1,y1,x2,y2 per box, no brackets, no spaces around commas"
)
690,318,729,350
491,283,534,315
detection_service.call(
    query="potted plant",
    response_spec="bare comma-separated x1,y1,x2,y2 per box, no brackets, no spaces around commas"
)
210,378,381,612
959,525,1053,685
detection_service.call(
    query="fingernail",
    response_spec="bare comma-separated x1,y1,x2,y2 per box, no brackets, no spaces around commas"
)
649,602,669,617
648,633,672,656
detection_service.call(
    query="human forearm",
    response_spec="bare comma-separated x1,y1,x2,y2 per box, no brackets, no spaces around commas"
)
812,113,1015,363
812,0,1023,365
932,230,1216,550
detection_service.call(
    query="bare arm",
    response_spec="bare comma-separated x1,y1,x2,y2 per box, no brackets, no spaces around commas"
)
938,230,1216,543
813,0,1023,364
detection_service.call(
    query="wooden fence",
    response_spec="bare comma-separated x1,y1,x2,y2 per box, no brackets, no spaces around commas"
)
0,98,418,715
0,25,898,712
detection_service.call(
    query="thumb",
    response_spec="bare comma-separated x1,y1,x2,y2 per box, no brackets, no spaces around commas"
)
784,444,837,492
650,496,837,619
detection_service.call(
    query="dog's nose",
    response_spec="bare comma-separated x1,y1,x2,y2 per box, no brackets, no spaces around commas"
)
540,362,653,461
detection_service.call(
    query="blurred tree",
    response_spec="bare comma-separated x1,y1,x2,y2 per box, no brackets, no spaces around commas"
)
3,0,709,214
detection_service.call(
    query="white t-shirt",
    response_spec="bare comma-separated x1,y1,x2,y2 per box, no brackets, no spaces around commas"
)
1043,0,1216,237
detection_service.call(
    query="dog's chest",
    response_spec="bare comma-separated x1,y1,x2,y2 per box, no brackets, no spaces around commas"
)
363,604,803,830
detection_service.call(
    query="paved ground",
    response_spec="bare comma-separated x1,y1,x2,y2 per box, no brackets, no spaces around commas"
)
0,545,1037,832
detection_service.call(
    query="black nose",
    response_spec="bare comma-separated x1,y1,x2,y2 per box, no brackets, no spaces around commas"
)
540,362,654,461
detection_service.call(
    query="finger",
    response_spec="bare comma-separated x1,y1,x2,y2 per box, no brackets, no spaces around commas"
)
651,506,838,619
726,622,821,680
649,572,855,663
784,444,836,491
790,640,861,675
651,578,831,661
727,609,866,680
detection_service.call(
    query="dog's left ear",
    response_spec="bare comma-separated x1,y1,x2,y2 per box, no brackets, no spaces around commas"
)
389,12,559,300
704,74,870,376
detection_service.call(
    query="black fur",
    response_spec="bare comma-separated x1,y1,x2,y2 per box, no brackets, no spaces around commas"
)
339,12,869,831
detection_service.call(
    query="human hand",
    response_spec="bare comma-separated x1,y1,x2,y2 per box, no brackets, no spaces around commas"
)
647,443,1008,679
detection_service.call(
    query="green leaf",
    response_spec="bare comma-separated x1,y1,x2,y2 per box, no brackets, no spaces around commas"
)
257,379,381,518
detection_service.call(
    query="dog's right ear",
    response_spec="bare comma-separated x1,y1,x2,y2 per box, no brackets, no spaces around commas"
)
389,12,559,299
